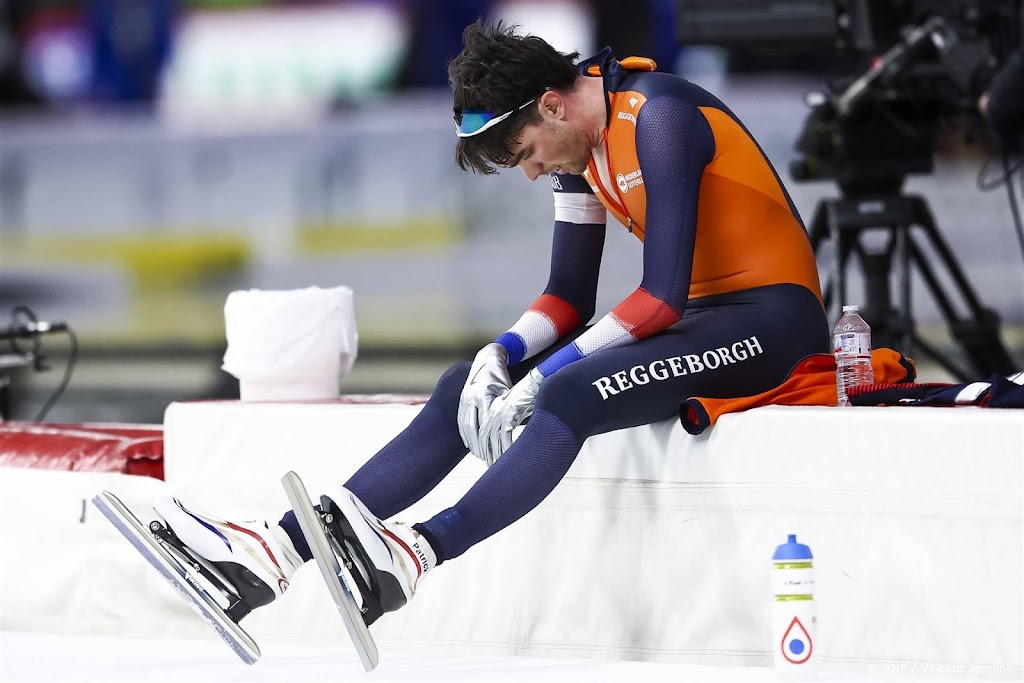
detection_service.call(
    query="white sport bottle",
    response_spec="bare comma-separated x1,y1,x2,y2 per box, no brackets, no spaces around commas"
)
771,534,817,679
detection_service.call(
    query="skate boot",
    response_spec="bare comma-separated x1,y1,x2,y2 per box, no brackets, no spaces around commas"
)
319,487,436,626
152,496,303,622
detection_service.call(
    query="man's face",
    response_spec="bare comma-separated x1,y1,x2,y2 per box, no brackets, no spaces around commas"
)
508,117,592,181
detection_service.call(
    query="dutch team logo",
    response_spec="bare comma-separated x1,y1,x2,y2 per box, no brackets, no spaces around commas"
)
780,616,813,664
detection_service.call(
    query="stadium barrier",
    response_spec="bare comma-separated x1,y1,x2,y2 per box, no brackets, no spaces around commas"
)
1,401,1021,676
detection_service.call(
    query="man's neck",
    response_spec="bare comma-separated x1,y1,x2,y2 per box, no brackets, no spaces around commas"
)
576,75,608,150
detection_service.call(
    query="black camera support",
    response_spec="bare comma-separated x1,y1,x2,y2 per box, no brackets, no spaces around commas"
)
807,188,1017,380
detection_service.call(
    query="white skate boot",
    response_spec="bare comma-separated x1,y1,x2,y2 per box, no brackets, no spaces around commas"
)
153,497,303,617
319,486,436,625
92,490,305,663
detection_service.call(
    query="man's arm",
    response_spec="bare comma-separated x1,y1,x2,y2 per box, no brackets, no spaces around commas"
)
459,173,605,460
535,96,716,378
494,173,606,365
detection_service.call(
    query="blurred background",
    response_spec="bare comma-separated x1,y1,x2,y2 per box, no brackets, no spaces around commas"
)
1,0,1022,424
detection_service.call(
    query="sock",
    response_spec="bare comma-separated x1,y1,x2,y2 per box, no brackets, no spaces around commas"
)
277,510,314,563
270,522,306,572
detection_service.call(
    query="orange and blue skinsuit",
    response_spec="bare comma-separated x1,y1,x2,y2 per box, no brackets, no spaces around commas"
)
301,49,834,567
496,48,826,384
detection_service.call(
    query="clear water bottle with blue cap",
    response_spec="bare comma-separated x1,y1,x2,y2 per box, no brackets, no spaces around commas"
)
833,305,872,406
771,534,817,679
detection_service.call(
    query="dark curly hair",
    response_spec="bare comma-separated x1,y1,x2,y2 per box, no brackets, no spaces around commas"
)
449,21,580,174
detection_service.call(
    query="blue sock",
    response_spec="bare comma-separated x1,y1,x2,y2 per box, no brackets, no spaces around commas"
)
277,510,314,563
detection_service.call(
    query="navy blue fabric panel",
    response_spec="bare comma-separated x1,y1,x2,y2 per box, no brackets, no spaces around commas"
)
534,283,830,439
543,220,606,324
634,95,715,315
549,171,594,194
987,376,1024,407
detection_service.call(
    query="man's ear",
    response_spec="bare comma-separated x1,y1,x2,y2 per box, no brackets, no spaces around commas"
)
539,90,565,120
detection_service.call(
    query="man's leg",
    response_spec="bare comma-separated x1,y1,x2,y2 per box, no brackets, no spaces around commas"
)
413,284,829,564
276,345,554,561
276,362,473,560
342,363,471,519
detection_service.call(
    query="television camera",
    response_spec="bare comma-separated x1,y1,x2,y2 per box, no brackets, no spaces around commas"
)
678,0,1021,379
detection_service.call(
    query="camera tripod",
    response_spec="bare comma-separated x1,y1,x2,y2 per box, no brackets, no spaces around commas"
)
807,187,1018,381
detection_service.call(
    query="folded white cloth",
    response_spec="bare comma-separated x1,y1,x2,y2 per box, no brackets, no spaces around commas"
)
222,286,357,401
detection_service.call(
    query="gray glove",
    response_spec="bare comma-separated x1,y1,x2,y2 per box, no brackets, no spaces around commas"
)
478,367,544,466
458,343,512,460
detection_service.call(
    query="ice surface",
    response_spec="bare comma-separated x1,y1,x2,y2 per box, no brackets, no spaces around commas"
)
0,631,1008,683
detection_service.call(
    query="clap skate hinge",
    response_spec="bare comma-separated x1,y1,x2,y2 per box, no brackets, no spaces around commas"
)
149,521,262,623
319,501,385,627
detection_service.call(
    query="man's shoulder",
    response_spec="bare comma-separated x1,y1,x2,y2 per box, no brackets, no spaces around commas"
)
621,72,711,106
617,72,745,140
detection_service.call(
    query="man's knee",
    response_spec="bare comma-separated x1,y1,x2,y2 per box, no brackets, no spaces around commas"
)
427,361,472,412
535,366,598,423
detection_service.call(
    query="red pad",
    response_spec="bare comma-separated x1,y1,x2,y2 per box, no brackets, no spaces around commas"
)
530,294,581,337
0,422,164,480
611,288,682,340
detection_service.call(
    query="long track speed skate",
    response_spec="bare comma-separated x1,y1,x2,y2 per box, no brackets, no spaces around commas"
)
91,492,262,664
281,471,379,671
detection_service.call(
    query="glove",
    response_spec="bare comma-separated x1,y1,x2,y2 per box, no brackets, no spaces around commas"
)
479,367,544,466
458,343,512,460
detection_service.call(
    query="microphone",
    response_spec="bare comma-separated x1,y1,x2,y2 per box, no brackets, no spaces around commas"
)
0,320,69,341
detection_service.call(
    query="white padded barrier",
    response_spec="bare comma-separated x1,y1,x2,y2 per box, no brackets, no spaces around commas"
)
2,400,1021,678
157,398,1024,674
0,468,178,635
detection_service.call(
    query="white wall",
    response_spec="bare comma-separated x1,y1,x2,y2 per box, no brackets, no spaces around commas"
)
3,400,1020,678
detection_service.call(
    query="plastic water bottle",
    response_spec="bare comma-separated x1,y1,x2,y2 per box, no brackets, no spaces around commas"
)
771,534,817,679
833,305,872,406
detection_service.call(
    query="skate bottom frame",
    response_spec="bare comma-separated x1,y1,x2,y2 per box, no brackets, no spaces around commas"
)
281,470,379,672
91,491,261,665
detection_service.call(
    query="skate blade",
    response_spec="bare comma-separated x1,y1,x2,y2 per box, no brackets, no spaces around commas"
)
281,471,379,672
92,491,261,665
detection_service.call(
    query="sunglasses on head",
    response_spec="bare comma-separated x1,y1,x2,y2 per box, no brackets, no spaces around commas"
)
454,91,546,138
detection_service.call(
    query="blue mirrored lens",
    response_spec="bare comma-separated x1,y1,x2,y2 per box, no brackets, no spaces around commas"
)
456,111,494,135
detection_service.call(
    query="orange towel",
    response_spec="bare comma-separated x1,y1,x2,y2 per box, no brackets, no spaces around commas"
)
680,348,916,434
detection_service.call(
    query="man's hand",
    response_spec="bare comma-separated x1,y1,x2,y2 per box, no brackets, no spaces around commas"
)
479,368,544,466
458,343,512,460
